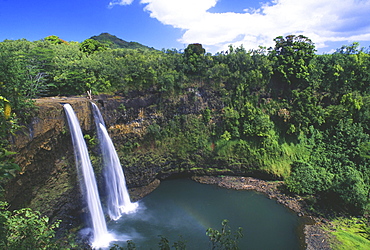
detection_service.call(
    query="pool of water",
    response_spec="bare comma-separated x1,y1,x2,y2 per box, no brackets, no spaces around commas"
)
107,179,305,249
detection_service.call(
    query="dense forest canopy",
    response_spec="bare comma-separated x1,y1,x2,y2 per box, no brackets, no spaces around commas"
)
0,34,370,215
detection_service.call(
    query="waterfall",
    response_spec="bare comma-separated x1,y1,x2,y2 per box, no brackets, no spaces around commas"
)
63,104,113,248
91,103,138,221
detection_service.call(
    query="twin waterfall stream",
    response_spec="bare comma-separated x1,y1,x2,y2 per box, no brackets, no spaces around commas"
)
64,103,138,248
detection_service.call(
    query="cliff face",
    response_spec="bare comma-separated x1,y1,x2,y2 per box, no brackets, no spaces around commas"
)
5,89,224,228
6,97,95,227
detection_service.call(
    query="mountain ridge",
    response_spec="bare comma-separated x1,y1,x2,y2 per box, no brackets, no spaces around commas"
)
90,32,155,50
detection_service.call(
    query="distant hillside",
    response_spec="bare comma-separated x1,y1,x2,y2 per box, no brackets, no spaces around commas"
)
90,33,155,50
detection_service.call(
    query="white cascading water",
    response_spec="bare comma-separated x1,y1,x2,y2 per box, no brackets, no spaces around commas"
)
91,103,138,221
63,104,114,248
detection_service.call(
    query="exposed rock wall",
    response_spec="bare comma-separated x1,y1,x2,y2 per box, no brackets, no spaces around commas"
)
5,88,224,228
6,97,94,227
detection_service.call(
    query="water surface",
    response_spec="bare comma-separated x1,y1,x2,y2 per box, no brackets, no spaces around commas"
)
108,179,304,249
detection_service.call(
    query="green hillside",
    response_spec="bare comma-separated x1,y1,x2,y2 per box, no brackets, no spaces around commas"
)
90,32,155,50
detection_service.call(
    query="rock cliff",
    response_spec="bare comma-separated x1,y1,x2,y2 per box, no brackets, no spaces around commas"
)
6,97,94,229
5,88,224,231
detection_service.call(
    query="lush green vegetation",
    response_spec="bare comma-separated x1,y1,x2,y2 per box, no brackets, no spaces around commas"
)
0,201,65,249
323,217,370,250
1,33,370,247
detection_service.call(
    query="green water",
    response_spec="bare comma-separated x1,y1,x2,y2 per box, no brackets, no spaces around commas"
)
108,179,304,249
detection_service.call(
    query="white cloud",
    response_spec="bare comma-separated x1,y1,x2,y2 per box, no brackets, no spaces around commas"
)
140,0,218,28
113,0,370,53
109,0,370,52
109,0,134,8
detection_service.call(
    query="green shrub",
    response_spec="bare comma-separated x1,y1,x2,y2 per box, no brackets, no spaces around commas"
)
0,201,61,250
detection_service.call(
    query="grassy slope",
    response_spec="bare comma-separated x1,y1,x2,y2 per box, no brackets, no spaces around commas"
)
323,217,370,249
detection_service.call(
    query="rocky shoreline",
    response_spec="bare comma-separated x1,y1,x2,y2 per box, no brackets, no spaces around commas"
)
190,175,332,250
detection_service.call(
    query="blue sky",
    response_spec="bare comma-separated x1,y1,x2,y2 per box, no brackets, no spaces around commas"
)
1,0,370,54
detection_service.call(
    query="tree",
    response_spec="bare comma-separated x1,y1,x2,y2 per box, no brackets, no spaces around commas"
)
288,88,325,133
312,51,370,99
0,97,20,183
223,102,274,140
44,35,69,45
0,202,61,249
287,119,370,212
0,40,38,120
336,42,361,55
333,166,368,212
183,43,207,77
206,219,243,250
286,161,333,194
184,43,205,56
269,35,316,97
80,39,107,55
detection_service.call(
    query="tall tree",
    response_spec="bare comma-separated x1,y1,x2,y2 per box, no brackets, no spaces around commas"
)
269,35,316,97
79,39,107,55
183,43,207,78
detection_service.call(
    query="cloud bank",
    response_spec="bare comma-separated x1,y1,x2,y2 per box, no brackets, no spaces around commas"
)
111,0,370,52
